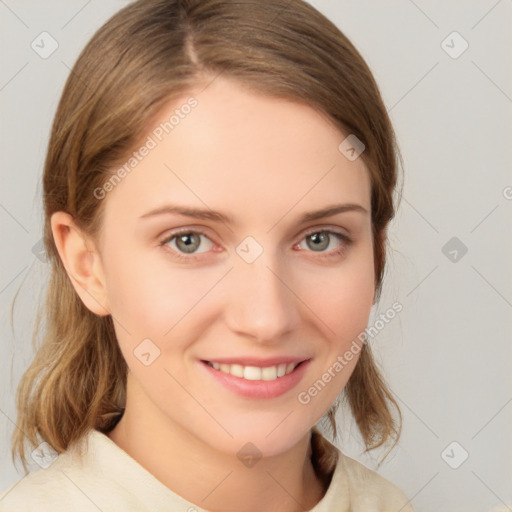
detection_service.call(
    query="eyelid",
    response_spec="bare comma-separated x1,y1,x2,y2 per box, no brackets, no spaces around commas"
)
159,225,216,243
159,227,217,253
299,224,350,239
158,226,227,265
159,224,353,261
293,226,353,257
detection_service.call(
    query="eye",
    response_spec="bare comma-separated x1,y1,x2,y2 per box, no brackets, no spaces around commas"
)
159,227,353,262
160,230,214,258
296,229,353,257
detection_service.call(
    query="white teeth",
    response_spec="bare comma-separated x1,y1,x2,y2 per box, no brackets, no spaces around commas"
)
207,361,300,381
230,364,244,378
261,366,277,381
244,366,261,380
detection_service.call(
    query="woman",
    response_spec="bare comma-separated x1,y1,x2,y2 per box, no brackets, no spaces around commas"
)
1,0,412,510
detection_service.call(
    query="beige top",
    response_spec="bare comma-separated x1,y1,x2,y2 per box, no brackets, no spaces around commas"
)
0,427,414,511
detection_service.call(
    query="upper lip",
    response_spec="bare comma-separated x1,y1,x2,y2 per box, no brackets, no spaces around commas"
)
201,356,311,367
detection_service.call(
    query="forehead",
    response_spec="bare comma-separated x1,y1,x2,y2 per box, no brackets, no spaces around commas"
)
103,76,371,226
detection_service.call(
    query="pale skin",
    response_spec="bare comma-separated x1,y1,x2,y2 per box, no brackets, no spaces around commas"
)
51,76,380,512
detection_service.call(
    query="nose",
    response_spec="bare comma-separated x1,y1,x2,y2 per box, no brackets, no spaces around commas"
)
223,251,301,344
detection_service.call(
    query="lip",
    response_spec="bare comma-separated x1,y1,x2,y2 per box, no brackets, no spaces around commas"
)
201,356,309,367
199,358,312,399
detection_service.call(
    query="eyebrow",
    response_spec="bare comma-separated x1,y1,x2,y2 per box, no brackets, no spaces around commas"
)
139,203,368,225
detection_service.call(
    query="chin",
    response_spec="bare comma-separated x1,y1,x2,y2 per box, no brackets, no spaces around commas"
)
198,414,317,460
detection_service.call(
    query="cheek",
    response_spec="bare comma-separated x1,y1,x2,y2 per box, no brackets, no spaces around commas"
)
330,272,375,343
294,254,375,419
304,245,376,343
102,241,208,331
102,230,375,349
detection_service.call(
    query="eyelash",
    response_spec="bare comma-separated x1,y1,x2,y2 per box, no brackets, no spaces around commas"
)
159,227,353,263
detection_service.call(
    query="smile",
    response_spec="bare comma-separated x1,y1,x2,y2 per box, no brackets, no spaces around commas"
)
200,358,311,399
204,361,300,381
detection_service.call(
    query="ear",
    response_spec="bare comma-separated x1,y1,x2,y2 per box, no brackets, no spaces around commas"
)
50,211,110,316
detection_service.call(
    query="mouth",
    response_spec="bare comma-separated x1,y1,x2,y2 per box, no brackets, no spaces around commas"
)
200,357,312,399
201,360,308,382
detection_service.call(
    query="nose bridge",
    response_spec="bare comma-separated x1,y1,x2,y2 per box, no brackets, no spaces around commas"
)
225,245,300,343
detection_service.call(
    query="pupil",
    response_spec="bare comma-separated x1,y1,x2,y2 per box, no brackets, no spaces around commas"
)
178,233,199,253
308,232,328,251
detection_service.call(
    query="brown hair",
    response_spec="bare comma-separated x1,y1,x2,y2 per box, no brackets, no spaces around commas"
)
11,0,404,474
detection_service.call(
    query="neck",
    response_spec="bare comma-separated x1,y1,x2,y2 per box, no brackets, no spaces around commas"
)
107,392,327,512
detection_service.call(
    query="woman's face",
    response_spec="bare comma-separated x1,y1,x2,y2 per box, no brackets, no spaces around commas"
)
94,76,375,457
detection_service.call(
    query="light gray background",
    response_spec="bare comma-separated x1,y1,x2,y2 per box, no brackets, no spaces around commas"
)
1,1,511,511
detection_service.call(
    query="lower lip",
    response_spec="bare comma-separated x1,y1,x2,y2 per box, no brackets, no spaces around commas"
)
200,360,311,399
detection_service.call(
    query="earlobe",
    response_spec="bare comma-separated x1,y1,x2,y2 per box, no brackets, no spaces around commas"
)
50,211,110,316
